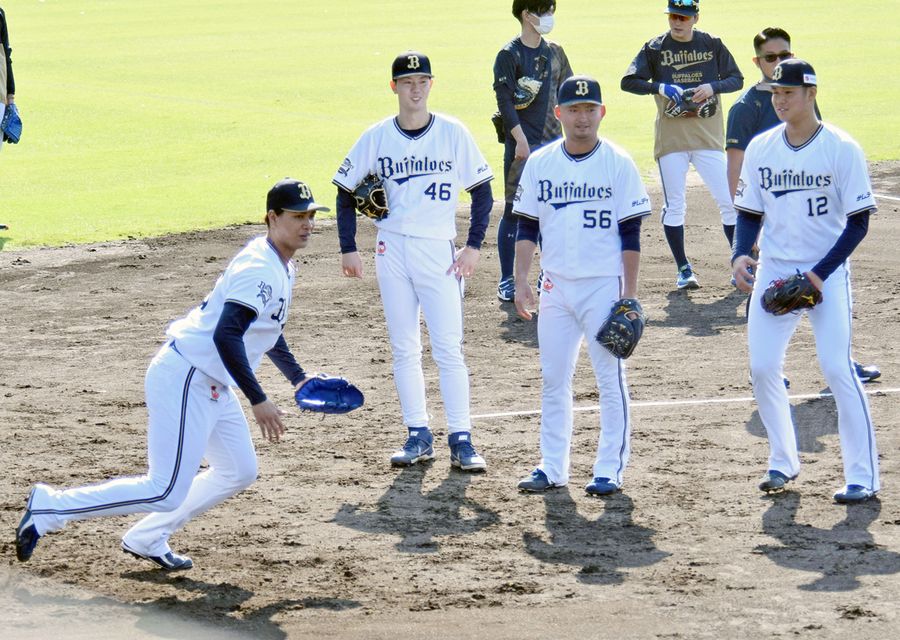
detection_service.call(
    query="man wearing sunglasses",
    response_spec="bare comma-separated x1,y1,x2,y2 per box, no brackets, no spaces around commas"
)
621,0,743,290
726,27,880,385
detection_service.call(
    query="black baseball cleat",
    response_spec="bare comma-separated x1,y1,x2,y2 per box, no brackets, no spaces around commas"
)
122,542,194,571
16,488,41,562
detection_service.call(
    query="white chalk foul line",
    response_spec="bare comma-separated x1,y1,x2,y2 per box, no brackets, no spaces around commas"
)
471,386,900,421
875,193,900,202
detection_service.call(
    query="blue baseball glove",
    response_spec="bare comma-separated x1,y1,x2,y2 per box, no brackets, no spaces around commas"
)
294,374,364,414
2,103,22,144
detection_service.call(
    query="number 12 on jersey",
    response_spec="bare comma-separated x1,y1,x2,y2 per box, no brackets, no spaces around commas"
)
583,209,612,229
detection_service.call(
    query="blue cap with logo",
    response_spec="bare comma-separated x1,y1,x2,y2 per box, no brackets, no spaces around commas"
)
267,178,330,212
665,0,699,17
391,51,433,80
557,75,603,107
766,58,817,87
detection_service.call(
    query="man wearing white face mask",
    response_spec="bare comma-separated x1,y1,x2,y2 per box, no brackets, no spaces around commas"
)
492,0,572,303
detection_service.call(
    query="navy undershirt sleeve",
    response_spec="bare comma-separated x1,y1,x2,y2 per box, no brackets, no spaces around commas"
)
266,334,306,386
516,215,540,244
213,302,267,405
619,217,643,253
731,210,763,264
811,211,870,282
336,187,358,254
466,181,493,249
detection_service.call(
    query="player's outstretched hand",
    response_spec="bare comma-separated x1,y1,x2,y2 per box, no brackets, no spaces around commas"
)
732,254,758,294
514,278,537,321
447,246,480,280
514,137,531,162
251,399,286,443
341,252,364,278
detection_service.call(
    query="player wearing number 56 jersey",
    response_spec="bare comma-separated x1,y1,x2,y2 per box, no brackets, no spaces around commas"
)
732,59,879,503
334,51,494,471
514,75,650,495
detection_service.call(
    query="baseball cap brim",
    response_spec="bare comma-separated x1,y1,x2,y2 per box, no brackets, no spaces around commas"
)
392,71,433,80
558,97,603,107
664,9,696,16
283,202,331,213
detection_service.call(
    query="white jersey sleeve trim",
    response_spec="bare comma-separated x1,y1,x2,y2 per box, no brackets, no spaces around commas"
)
734,204,764,216
224,299,260,317
465,175,494,192
332,178,354,193
847,205,877,218
620,210,652,223
512,209,539,220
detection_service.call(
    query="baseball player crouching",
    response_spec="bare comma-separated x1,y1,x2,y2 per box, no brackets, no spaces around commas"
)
514,75,651,495
16,179,327,569
732,59,880,503
334,52,494,471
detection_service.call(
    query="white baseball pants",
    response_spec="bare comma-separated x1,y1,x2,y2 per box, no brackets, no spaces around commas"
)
658,149,736,227
375,229,471,434
27,344,259,557
748,261,879,490
535,273,631,486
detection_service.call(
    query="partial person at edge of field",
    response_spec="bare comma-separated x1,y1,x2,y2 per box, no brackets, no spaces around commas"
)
334,51,494,472
621,0,743,291
493,0,572,303
725,26,880,386
1,5,17,231
16,179,327,570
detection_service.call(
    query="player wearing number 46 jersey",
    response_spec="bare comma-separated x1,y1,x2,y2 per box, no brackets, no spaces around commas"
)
334,51,494,471
514,75,650,495
732,59,879,503
16,179,327,568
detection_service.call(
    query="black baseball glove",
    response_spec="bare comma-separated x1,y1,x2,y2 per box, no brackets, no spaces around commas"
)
352,173,388,220
664,89,718,119
491,111,505,143
294,374,364,414
761,271,823,316
595,298,646,359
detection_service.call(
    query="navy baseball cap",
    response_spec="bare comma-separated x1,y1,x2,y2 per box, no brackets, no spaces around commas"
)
267,179,330,212
665,0,699,17
557,75,603,107
766,58,817,87
391,51,433,79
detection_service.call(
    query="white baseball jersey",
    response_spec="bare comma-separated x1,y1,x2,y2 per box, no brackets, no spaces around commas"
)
167,236,294,386
333,113,493,240
735,122,877,267
513,138,651,277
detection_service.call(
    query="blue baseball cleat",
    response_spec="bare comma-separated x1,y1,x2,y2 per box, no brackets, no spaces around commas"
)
390,428,435,467
517,468,564,492
585,477,620,496
122,542,194,571
676,263,700,290
449,431,486,472
758,469,796,493
15,488,41,563
833,484,877,504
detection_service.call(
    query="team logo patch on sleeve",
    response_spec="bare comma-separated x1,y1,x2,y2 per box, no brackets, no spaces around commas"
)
257,281,273,305
338,158,354,177
377,240,387,256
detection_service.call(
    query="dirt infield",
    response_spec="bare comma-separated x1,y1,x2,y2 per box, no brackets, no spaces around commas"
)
2,163,900,639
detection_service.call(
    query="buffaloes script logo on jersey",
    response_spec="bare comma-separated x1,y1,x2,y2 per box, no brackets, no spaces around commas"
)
537,180,613,210
378,154,454,185
757,167,833,198
257,281,273,305
660,50,714,71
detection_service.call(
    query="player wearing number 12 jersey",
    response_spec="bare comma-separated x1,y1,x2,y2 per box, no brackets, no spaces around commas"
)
732,59,879,503
513,75,650,495
334,51,494,471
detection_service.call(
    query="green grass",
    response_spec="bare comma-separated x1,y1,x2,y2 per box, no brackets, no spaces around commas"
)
1,0,897,248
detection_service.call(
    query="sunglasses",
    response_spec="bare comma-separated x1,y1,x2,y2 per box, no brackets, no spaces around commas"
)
669,13,693,22
761,51,794,63
670,0,696,6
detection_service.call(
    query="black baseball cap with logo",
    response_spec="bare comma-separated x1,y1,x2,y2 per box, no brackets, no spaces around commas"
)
665,0,699,17
391,51,433,79
266,178,330,212
557,75,603,107
765,58,817,87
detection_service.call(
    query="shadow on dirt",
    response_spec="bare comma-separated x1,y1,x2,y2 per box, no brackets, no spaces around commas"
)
755,492,900,591
745,396,838,453
331,463,500,553
655,288,747,336
523,488,669,584
119,572,360,639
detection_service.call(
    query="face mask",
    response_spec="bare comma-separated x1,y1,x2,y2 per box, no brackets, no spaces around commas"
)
529,12,554,35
